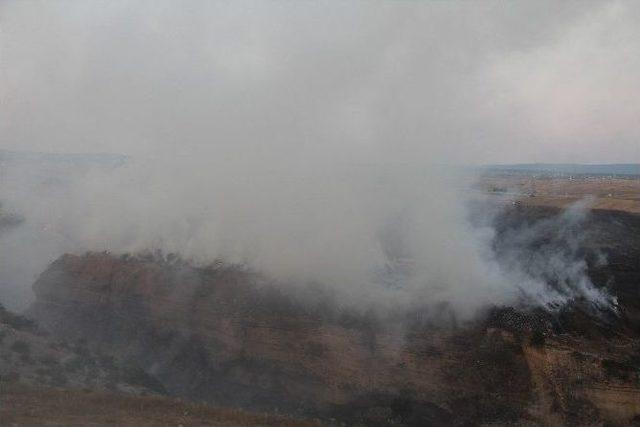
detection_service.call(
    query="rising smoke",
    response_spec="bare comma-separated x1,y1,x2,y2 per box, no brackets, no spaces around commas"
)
1,1,632,313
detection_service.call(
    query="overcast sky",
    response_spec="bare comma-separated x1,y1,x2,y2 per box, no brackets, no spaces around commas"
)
1,0,639,164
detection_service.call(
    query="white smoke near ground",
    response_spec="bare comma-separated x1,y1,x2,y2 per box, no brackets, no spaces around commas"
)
0,148,614,318
489,198,616,310
0,1,630,314
1,154,516,315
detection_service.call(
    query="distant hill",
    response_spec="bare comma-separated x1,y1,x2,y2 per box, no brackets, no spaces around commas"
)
482,163,640,177
0,149,127,169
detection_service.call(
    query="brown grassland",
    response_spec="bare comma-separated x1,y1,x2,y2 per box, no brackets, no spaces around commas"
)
480,175,640,213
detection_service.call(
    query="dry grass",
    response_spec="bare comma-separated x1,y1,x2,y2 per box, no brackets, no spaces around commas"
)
0,384,323,426
480,176,640,213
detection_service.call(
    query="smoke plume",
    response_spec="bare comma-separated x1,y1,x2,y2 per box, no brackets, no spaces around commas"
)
1,1,631,313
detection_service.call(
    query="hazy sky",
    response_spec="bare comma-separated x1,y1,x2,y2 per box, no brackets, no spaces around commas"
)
1,0,639,164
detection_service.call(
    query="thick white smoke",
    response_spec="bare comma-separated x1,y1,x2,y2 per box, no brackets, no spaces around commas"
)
0,1,631,313
0,153,516,315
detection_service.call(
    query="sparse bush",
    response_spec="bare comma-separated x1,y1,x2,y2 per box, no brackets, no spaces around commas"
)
602,358,635,381
10,339,30,355
305,342,327,358
64,356,87,372
0,304,37,332
98,354,116,369
121,364,166,394
49,371,69,387
2,371,20,383
39,354,59,366
35,367,53,378
530,329,546,347
73,339,91,357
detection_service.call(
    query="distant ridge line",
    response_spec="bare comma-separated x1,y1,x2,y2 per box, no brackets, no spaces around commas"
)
482,163,640,177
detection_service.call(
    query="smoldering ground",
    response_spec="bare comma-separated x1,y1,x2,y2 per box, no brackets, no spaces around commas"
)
1,1,634,314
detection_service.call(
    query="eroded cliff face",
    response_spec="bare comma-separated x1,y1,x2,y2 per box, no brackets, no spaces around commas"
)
26,208,640,426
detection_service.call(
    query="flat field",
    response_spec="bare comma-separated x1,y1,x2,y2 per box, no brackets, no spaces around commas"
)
479,175,640,213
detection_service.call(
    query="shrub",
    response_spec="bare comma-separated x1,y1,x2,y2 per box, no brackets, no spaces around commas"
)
64,356,87,372
49,371,69,387
0,304,37,332
2,371,20,383
121,364,167,394
39,355,59,366
10,339,30,355
530,330,546,347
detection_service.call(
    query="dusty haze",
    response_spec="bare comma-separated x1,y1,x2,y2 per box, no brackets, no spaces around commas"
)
1,1,635,312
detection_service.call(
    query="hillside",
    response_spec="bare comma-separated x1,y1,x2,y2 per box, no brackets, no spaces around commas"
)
23,205,640,425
